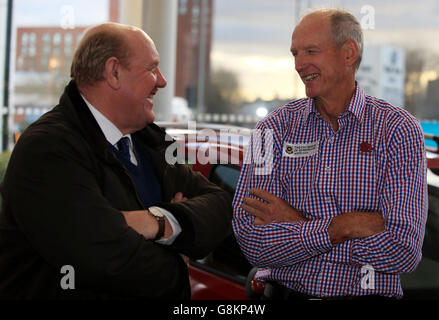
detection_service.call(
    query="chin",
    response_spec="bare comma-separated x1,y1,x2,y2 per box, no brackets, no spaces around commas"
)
145,111,155,124
305,89,318,98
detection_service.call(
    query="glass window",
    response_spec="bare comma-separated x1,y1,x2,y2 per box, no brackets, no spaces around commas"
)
9,0,109,148
192,164,251,282
53,32,61,46
179,0,187,15
209,164,240,197
76,33,83,45
28,33,36,57
20,33,28,56
42,33,51,55
64,33,72,56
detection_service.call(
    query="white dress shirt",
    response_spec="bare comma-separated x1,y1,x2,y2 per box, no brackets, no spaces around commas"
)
81,95,182,244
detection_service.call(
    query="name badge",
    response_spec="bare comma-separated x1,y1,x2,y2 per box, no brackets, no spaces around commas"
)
283,141,319,158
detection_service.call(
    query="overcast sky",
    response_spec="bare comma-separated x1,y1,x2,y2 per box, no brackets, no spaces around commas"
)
14,0,108,26
13,0,439,101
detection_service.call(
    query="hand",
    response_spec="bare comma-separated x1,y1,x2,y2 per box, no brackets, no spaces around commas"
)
171,192,188,203
241,188,307,225
121,210,158,239
180,254,190,265
328,212,385,244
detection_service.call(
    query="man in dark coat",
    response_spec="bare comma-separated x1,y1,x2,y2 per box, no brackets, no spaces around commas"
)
0,23,232,299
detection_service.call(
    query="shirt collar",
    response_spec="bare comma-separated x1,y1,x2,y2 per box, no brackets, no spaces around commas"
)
345,83,366,123
303,82,366,123
80,94,133,147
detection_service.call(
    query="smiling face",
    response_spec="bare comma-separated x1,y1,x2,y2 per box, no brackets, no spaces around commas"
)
291,13,349,100
116,30,167,133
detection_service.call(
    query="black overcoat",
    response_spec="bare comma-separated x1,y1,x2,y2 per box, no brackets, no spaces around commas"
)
0,81,232,299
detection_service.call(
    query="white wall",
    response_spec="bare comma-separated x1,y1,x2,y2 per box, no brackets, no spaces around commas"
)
119,0,177,121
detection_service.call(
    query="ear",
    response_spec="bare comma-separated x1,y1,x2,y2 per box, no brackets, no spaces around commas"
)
342,39,359,69
104,57,121,90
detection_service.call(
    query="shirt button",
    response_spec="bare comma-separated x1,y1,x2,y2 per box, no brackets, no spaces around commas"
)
328,137,334,143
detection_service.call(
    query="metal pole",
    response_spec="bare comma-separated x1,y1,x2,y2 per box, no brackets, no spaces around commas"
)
2,0,13,151
197,0,208,115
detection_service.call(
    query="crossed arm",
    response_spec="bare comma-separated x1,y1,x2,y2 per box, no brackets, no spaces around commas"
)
121,192,188,240
242,188,385,245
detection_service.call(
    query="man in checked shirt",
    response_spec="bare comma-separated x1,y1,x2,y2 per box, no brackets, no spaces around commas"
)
232,8,428,300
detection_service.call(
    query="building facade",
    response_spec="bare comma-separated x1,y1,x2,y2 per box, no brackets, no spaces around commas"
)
14,0,213,109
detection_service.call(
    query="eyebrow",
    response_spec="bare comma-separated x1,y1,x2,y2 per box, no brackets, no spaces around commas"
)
147,60,160,69
290,45,321,55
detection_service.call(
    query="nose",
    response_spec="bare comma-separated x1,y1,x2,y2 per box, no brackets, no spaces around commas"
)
294,54,306,74
156,68,167,88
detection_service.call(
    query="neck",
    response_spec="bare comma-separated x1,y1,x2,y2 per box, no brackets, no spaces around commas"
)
314,81,356,132
78,84,130,135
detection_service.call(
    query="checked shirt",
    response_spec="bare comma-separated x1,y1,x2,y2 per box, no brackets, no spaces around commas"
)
232,85,428,298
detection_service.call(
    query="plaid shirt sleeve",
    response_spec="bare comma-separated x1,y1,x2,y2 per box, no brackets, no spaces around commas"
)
339,117,428,273
232,121,333,268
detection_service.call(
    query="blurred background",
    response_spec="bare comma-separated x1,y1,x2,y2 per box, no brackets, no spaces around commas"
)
0,0,438,152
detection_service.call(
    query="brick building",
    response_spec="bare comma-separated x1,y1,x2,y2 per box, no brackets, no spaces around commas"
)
15,0,213,108
175,0,213,107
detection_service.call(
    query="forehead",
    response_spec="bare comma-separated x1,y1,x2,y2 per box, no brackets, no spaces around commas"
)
128,30,160,64
291,14,333,49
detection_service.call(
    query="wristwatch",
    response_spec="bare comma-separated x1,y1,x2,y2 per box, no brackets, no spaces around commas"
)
148,207,165,241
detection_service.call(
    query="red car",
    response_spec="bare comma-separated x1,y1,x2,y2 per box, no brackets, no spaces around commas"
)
158,121,439,300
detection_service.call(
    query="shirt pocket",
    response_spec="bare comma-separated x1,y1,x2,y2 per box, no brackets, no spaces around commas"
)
337,150,380,212
280,155,316,207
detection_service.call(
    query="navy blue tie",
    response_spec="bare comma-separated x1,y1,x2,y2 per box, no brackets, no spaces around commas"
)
117,137,131,163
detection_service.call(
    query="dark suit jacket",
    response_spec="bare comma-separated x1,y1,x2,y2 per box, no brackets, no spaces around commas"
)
0,81,232,299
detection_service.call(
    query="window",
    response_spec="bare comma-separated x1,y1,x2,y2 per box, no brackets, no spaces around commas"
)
64,33,73,56
209,164,240,197
179,0,187,15
28,32,36,57
191,164,251,283
53,32,61,46
20,32,28,56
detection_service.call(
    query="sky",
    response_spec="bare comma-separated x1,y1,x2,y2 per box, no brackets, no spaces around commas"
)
12,0,439,102
14,0,109,27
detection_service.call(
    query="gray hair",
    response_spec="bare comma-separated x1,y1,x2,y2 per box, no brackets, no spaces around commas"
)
329,9,364,71
70,23,132,87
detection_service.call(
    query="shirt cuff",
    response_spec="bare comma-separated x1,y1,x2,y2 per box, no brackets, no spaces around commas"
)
299,218,333,257
149,206,182,245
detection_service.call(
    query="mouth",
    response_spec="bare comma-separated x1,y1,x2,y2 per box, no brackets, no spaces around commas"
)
303,73,319,82
146,90,157,104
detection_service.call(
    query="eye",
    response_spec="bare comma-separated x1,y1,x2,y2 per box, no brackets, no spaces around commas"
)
148,67,157,76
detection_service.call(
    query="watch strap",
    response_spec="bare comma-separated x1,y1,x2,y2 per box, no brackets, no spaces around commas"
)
150,210,165,241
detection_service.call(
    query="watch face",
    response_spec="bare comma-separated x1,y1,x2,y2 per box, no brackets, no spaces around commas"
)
149,207,164,218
